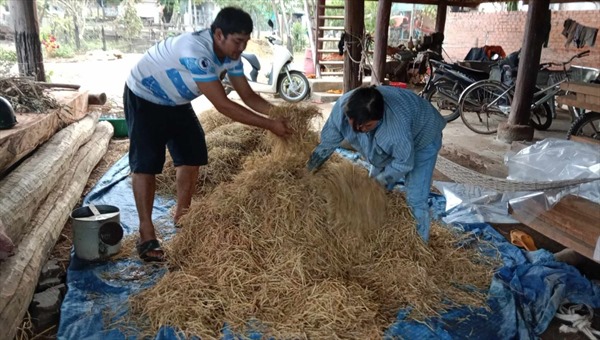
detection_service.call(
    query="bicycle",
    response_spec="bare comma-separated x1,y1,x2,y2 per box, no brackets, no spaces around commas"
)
456,50,590,135
568,111,600,140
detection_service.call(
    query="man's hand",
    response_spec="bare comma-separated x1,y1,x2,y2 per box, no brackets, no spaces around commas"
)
269,118,293,138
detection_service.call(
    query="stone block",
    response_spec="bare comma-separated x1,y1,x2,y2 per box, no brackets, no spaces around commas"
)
29,284,66,333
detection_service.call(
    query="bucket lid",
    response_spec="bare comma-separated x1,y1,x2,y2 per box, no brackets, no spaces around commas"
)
99,222,123,246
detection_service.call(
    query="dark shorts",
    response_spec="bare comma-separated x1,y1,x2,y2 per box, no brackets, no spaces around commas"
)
123,84,208,174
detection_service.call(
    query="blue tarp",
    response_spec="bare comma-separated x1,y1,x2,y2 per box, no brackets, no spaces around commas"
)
58,152,600,340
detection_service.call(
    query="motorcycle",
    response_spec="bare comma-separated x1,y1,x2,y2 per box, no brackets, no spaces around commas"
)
223,24,310,103
420,51,495,122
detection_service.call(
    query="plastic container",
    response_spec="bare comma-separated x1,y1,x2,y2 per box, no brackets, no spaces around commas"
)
100,117,128,138
70,205,123,261
389,81,407,89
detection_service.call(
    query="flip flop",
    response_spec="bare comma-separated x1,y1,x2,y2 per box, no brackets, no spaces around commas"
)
510,230,538,251
136,239,165,262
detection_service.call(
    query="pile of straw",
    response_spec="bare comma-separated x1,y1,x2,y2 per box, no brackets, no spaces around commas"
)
0,77,60,113
156,121,266,196
132,103,496,339
198,108,233,133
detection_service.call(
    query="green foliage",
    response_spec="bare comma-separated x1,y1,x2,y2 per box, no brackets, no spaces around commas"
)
45,69,55,83
41,16,76,47
291,21,306,53
51,44,75,58
507,2,518,11
116,0,143,45
0,47,17,76
0,48,17,63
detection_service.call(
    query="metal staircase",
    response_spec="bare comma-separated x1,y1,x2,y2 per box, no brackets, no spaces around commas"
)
315,0,345,78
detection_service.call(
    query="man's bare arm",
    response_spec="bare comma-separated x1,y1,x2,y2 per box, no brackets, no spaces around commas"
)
197,80,290,137
229,75,274,115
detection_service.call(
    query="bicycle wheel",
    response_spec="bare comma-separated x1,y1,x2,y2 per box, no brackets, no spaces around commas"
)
567,111,600,140
459,80,511,134
425,80,461,122
529,102,552,131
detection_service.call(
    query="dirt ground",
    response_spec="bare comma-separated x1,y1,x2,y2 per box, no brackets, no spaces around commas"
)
11,47,599,338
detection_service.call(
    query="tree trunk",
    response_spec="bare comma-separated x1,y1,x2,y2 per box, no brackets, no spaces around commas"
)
270,0,281,36
0,122,113,340
73,15,81,50
0,112,100,246
101,25,107,51
9,0,46,81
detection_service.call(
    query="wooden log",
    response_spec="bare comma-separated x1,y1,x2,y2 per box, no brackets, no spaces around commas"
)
88,93,107,106
34,82,80,90
0,90,89,175
0,111,100,246
508,195,600,261
0,122,113,340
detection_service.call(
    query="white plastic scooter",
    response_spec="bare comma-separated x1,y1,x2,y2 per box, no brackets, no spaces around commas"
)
223,23,310,103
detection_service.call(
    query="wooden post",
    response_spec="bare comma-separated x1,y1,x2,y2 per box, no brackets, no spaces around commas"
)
497,0,550,142
435,0,448,34
9,0,45,82
343,0,364,92
303,0,316,73
315,0,325,77
371,0,392,85
101,26,107,51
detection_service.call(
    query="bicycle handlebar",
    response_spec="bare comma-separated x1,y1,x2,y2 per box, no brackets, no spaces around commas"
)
540,50,591,70
565,50,590,65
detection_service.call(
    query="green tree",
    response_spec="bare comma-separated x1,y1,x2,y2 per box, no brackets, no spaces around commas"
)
117,0,143,51
46,0,92,50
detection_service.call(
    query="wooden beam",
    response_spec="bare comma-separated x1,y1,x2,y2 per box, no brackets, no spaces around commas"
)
509,195,600,262
372,0,392,85
0,90,90,175
507,0,550,127
557,94,600,112
435,0,448,34
343,0,364,92
560,81,600,96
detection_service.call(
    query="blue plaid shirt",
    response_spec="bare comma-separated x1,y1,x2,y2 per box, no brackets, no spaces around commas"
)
311,85,446,181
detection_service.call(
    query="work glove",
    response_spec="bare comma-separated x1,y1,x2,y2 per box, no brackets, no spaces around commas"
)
306,148,331,173
374,172,397,191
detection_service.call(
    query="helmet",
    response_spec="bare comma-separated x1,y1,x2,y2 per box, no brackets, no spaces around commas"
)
0,96,17,130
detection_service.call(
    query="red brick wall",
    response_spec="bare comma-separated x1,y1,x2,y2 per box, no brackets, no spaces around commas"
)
443,10,600,69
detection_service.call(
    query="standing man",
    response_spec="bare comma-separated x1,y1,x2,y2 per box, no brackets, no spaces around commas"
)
125,7,292,262
307,85,446,243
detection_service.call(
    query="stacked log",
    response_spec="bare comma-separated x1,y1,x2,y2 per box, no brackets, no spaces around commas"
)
0,105,114,339
0,90,90,175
